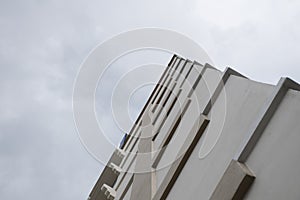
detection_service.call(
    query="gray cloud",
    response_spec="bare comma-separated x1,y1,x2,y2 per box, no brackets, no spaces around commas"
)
1,0,300,199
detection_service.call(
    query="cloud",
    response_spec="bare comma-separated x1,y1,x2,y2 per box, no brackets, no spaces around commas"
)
0,0,300,199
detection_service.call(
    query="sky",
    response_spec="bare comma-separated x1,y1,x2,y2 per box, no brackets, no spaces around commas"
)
1,0,300,199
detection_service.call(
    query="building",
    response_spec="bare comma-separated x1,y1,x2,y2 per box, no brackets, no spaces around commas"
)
88,55,300,200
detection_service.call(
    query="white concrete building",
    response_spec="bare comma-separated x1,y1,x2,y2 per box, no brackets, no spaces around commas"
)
88,55,300,200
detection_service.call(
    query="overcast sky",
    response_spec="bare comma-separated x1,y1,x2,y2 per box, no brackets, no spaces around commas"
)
1,0,300,199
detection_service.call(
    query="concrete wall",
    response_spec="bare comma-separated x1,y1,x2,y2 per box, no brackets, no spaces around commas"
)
88,55,300,200
245,89,300,200
166,76,274,199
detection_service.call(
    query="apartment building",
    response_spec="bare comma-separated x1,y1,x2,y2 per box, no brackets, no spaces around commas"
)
88,55,300,200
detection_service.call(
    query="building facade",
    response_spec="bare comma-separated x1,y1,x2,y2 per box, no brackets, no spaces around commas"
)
88,55,300,200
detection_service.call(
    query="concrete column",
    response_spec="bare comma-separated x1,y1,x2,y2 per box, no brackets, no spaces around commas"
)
210,160,255,200
130,113,154,200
